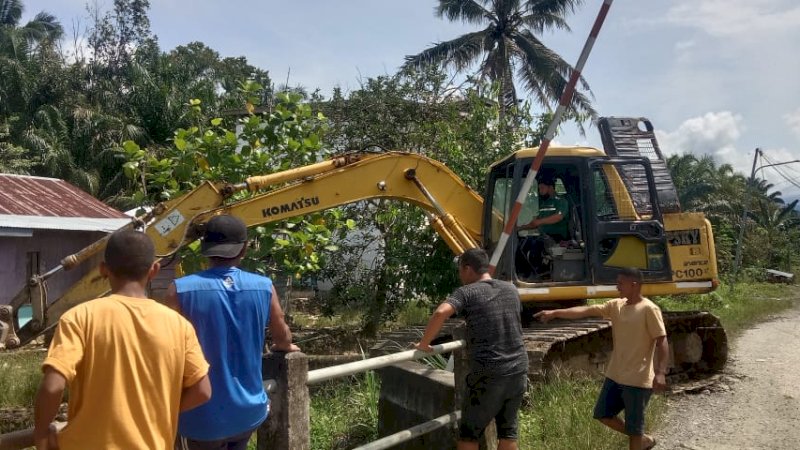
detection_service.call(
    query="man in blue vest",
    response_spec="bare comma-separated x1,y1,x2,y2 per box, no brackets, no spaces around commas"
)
165,215,300,450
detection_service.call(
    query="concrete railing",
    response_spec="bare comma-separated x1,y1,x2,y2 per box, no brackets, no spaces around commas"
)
0,326,498,450
258,339,471,450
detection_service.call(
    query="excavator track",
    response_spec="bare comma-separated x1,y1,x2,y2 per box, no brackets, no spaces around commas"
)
372,311,728,384
521,310,728,383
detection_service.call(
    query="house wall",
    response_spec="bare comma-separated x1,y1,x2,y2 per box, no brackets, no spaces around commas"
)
0,230,106,306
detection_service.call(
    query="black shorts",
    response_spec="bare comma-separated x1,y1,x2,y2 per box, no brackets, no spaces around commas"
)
460,372,528,441
593,377,652,436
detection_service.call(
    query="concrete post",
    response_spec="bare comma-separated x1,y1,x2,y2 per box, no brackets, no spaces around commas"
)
258,352,310,450
452,324,497,449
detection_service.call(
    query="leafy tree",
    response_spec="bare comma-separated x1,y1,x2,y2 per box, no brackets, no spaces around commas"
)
403,0,594,119
320,69,534,333
121,87,351,282
87,0,152,74
667,151,800,274
0,0,63,60
0,119,31,173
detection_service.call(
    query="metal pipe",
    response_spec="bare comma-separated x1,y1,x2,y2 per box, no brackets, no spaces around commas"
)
306,340,465,385
352,411,461,450
488,0,614,273
0,422,66,450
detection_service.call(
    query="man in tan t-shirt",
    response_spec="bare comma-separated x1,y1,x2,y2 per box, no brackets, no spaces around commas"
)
534,267,669,450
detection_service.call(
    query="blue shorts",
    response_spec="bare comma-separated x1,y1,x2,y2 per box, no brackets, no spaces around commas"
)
593,377,652,436
460,372,527,441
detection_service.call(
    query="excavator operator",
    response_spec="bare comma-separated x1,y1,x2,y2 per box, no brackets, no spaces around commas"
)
517,172,569,280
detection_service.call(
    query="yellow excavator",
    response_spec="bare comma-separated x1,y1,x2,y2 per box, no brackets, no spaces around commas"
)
0,117,727,382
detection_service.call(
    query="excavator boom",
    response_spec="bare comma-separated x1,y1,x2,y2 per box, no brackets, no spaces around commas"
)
0,152,483,348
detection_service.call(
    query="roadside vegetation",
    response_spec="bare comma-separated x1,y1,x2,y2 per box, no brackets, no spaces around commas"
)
304,282,796,449
1,283,796,443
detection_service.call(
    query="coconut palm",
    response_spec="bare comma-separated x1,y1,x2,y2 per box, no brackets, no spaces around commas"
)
0,0,63,123
403,0,594,118
0,0,63,60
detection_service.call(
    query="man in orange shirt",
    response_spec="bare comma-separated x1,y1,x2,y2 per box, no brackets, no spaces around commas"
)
535,267,668,450
33,230,212,450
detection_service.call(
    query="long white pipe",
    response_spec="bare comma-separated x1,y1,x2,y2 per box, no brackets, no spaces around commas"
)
306,340,465,385
352,411,461,450
488,0,615,273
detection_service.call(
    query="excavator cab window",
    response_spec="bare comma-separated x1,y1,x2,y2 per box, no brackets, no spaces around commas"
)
484,157,588,284
585,158,672,283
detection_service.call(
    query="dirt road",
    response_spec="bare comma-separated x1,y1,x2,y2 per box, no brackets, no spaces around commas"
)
654,304,800,449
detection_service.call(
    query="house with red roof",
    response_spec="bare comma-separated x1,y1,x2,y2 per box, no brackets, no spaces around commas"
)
0,174,130,306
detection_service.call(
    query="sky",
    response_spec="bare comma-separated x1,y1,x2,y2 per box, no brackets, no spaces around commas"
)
25,0,800,199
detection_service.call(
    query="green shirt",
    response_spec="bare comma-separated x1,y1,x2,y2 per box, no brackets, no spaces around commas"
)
537,195,569,238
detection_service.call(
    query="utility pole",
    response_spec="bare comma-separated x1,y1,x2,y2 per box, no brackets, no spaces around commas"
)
730,148,761,289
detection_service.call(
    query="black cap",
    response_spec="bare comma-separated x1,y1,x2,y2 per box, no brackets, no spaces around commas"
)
201,215,247,258
536,171,556,186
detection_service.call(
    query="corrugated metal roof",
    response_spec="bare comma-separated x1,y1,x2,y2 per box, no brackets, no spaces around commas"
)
0,216,130,232
0,174,127,218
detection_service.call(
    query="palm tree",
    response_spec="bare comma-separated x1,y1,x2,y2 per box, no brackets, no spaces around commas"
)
0,0,63,124
403,0,594,118
0,0,63,60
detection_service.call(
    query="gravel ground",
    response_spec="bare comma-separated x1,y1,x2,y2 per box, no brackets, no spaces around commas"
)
654,304,800,450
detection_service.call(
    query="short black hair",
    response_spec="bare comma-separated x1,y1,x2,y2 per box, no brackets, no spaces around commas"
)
459,248,490,274
104,230,155,280
536,171,556,187
618,267,643,283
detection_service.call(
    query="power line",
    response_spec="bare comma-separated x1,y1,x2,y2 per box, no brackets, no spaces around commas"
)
770,166,800,190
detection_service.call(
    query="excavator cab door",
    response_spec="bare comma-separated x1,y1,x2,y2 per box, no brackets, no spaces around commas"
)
586,157,672,284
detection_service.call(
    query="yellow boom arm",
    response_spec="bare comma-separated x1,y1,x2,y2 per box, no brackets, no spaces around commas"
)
0,152,484,348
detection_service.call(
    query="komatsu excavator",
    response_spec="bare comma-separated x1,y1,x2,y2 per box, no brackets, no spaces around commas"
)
0,117,727,382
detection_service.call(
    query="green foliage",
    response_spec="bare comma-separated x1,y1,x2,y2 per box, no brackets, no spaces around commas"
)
0,120,31,173
320,69,534,332
667,152,800,274
0,351,44,433
310,374,379,449
404,0,595,121
653,282,797,336
121,90,350,278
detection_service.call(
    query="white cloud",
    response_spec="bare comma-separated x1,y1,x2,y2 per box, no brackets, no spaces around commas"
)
665,0,800,38
784,108,800,139
656,111,743,158
656,112,800,197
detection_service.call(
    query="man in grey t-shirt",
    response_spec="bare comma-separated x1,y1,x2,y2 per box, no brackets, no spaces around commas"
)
416,248,529,450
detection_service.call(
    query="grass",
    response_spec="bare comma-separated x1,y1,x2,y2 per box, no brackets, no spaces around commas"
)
518,374,667,450
302,371,667,450
290,307,363,329
392,300,434,327
1,283,796,448
309,373,380,449
653,282,798,336
0,350,44,409
0,350,45,433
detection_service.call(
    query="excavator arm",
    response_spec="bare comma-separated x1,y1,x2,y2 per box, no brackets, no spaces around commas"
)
0,152,484,348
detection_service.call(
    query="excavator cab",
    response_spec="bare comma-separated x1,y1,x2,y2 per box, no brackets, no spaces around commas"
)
483,148,672,288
